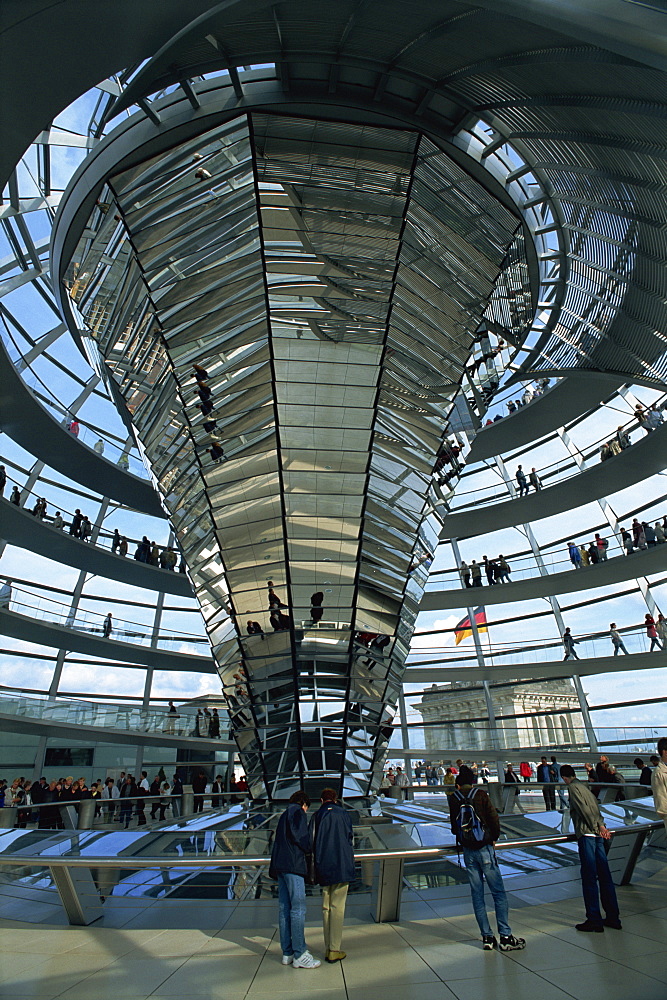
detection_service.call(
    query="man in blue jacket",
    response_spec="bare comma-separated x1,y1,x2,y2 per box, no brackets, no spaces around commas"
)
269,790,320,969
310,788,355,963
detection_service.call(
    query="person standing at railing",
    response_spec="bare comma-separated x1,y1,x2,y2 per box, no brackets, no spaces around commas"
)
656,613,667,647
102,613,112,639
470,560,482,587
450,766,526,953
171,773,183,818
644,613,663,651
609,624,629,656
529,467,541,491
460,560,471,588
0,579,12,610
310,787,355,964
101,777,119,821
111,528,121,554
52,511,63,530
537,757,557,810
9,485,20,505
594,533,608,561
515,465,529,497
559,764,621,933
165,700,179,734
567,542,582,569
269,790,320,969
0,464,5,496
651,737,667,834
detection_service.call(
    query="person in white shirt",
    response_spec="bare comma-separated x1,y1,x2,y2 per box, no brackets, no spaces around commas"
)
394,767,410,801
101,777,120,820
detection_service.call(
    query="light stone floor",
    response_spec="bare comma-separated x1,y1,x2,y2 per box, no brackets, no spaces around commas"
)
0,867,666,1000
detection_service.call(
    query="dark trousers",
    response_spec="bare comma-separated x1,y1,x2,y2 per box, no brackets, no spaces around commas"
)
542,785,556,810
578,836,619,926
193,796,204,813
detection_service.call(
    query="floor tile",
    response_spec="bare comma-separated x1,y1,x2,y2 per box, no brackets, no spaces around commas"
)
446,971,576,1000
152,954,263,995
347,982,457,1000
540,962,667,1000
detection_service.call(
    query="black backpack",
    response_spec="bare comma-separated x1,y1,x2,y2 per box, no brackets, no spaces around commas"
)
453,787,489,848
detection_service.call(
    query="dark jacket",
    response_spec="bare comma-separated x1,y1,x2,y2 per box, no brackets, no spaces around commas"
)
269,803,311,879
449,784,500,848
310,801,355,886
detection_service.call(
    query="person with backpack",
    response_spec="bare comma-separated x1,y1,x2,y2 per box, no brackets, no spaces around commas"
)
449,766,526,952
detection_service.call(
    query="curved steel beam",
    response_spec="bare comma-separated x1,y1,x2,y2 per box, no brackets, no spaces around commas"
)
421,543,667,611
467,373,624,463
440,419,667,539
0,337,164,518
405,648,664,684
0,609,214,673
0,711,231,750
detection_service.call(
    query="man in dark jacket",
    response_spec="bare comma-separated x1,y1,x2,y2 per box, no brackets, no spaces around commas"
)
269,790,320,969
310,788,355,963
450,766,525,952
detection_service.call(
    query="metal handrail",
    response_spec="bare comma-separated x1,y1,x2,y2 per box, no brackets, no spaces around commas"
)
0,821,661,868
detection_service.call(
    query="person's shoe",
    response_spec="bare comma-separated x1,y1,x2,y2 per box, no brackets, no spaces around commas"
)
575,920,604,933
326,950,346,962
602,918,622,930
293,951,321,969
499,935,526,951
482,935,497,951
281,954,293,965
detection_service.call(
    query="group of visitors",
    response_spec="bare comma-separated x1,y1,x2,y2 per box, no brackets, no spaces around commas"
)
66,418,131,469
3,478,185,572
481,379,551,426
0,772,179,829
459,555,511,587
191,363,227,465
562,613,666,659
600,403,664,461
269,787,355,969
192,706,222,738
0,768,254,828
241,583,331,635
515,464,542,496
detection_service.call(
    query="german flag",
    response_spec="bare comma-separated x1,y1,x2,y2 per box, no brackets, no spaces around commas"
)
454,607,488,645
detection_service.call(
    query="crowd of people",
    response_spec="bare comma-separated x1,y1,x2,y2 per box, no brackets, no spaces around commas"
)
0,768,251,829
455,514,667,591
4,738,666,959
1,474,185,572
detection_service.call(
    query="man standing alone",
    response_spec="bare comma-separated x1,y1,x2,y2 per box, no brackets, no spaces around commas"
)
269,791,320,969
560,764,621,932
450,766,525,952
310,789,355,963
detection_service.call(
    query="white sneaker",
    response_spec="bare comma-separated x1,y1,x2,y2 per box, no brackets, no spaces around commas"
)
293,951,321,969
281,954,293,965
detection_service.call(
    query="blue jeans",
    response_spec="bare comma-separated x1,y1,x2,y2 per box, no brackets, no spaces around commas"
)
278,872,307,958
462,845,511,938
577,836,619,926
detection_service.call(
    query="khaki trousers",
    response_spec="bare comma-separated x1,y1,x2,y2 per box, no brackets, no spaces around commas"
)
322,882,349,952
